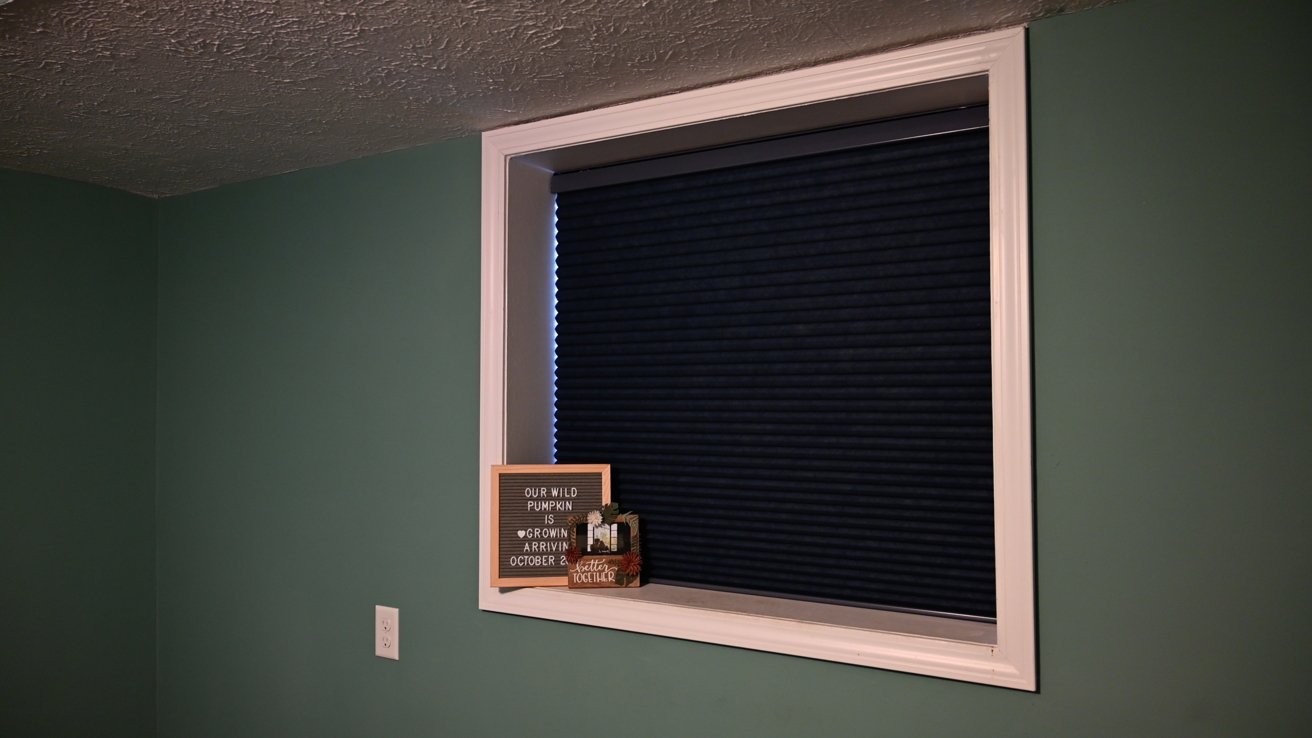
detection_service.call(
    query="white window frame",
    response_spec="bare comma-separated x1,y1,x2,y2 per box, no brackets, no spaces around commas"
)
478,27,1034,690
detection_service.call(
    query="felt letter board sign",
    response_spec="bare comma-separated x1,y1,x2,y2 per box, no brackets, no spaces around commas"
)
490,464,610,587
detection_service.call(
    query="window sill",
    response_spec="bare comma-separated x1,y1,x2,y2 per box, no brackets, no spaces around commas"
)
479,583,1030,688
550,583,994,644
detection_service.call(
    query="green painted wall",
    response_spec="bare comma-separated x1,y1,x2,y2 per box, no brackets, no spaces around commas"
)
0,171,157,736
137,0,1303,735
154,142,484,736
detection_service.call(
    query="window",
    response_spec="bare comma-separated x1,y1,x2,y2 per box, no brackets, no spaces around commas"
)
553,108,996,621
479,27,1033,690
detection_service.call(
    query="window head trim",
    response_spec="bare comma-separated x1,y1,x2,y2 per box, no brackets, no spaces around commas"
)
479,26,1033,690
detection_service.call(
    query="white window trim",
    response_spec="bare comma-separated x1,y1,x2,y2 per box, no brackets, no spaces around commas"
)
479,27,1034,690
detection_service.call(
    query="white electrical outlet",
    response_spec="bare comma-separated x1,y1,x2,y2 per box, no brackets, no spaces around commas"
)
375,605,399,660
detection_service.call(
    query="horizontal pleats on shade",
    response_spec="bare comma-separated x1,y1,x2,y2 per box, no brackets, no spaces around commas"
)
552,115,995,620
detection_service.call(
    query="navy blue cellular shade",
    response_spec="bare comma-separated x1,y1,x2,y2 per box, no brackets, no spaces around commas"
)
552,111,995,620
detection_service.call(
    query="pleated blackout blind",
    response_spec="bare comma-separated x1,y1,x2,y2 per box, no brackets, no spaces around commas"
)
551,109,996,620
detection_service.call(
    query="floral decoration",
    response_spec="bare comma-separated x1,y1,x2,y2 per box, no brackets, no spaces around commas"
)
565,546,582,564
620,550,643,577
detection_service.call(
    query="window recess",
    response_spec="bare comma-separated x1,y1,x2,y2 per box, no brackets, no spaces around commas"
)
552,107,996,622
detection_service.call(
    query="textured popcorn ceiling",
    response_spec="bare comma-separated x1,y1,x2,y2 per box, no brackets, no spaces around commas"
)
0,0,1115,197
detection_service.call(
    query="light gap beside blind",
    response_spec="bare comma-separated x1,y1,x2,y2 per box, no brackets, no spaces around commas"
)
552,106,996,621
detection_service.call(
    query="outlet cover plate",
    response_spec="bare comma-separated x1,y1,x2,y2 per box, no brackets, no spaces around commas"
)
375,605,399,660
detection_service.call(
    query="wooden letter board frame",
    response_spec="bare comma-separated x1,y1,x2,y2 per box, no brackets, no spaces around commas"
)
490,464,611,587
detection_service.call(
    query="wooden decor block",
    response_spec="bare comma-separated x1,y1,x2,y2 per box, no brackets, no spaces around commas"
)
566,504,641,588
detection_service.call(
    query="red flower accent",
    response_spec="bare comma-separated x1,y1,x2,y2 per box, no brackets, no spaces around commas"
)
620,551,643,576
565,546,582,564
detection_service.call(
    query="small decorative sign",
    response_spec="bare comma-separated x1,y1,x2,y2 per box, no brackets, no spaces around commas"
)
490,464,610,587
566,503,642,588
